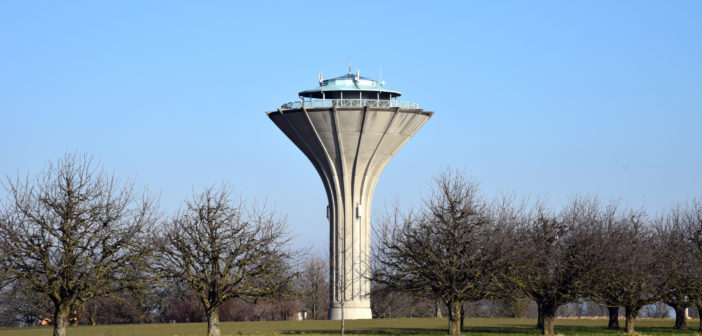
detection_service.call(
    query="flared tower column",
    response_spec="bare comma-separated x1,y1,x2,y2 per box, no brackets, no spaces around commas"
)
267,72,432,319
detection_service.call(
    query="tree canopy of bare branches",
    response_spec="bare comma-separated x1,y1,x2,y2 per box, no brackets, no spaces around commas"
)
297,254,329,320
662,199,702,332
514,197,603,335
588,207,660,334
0,154,158,336
374,171,514,336
0,279,52,326
655,205,698,330
154,185,297,336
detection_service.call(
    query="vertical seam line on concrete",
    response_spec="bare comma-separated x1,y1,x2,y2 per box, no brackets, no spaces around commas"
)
330,106,351,300
352,105,369,300
356,107,400,298
359,107,401,200
351,106,368,202
328,106,347,212
278,108,336,205
301,107,344,303
376,112,432,176
361,112,432,298
277,108,338,302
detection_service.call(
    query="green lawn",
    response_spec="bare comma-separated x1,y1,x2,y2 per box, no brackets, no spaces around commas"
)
0,317,699,336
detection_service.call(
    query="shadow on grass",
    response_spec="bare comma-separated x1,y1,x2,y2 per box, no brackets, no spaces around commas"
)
281,328,446,335
462,327,539,334
280,327,567,335
630,326,702,334
281,326,702,335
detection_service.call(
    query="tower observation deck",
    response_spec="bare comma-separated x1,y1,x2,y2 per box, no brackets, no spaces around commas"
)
281,71,419,109
267,70,433,320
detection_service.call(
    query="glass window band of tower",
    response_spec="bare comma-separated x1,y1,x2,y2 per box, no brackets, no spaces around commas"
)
280,99,419,109
281,72,418,109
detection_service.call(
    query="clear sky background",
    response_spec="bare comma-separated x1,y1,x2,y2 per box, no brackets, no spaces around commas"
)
1,1,700,252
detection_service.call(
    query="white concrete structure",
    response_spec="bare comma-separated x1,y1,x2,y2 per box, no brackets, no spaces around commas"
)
267,71,432,320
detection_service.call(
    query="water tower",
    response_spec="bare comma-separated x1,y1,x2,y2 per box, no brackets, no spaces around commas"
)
267,69,432,319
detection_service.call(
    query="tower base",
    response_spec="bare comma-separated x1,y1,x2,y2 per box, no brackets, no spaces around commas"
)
328,307,372,320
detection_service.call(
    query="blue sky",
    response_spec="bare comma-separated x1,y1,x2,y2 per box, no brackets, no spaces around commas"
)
1,1,700,251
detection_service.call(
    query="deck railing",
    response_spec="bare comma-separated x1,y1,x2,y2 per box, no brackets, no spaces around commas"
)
281,99,418,110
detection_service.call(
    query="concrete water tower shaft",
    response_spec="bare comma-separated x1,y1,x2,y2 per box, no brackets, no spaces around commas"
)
267,70,433,319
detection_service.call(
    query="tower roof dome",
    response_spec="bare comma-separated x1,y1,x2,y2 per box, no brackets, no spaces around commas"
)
298,71,401,99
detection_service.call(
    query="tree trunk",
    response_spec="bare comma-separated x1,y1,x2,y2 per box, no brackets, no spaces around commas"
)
607,306,619,329
460,303,464,331
542,313,555,335
624,306,638,334
536,304,544,330
536,301,544,330
434,300,443,318
206,306,221,336
340,301,345,336
536,301,556,335
448,300,462,336
673,305,687,329
537,309,544,330
697,303,702,333
53,303,71,336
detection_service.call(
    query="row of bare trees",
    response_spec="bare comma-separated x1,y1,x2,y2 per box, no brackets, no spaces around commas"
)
1,155,700,336
0,154,309,336
373,170,702,336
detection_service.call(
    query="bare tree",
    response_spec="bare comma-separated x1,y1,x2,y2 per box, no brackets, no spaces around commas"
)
515,197,603,335
582,201,625,330
370,282,437,319
678,199,702,332
78,294,145,325
0,279,52,327
374,171,514,336
154,185,296,336
589,209,660,334
0,153,158,336
639,302,670,318
0,255,9,321
298,254,329,319
655,206,697,330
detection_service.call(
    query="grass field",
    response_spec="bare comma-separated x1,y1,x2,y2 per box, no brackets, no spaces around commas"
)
0,317,700,336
